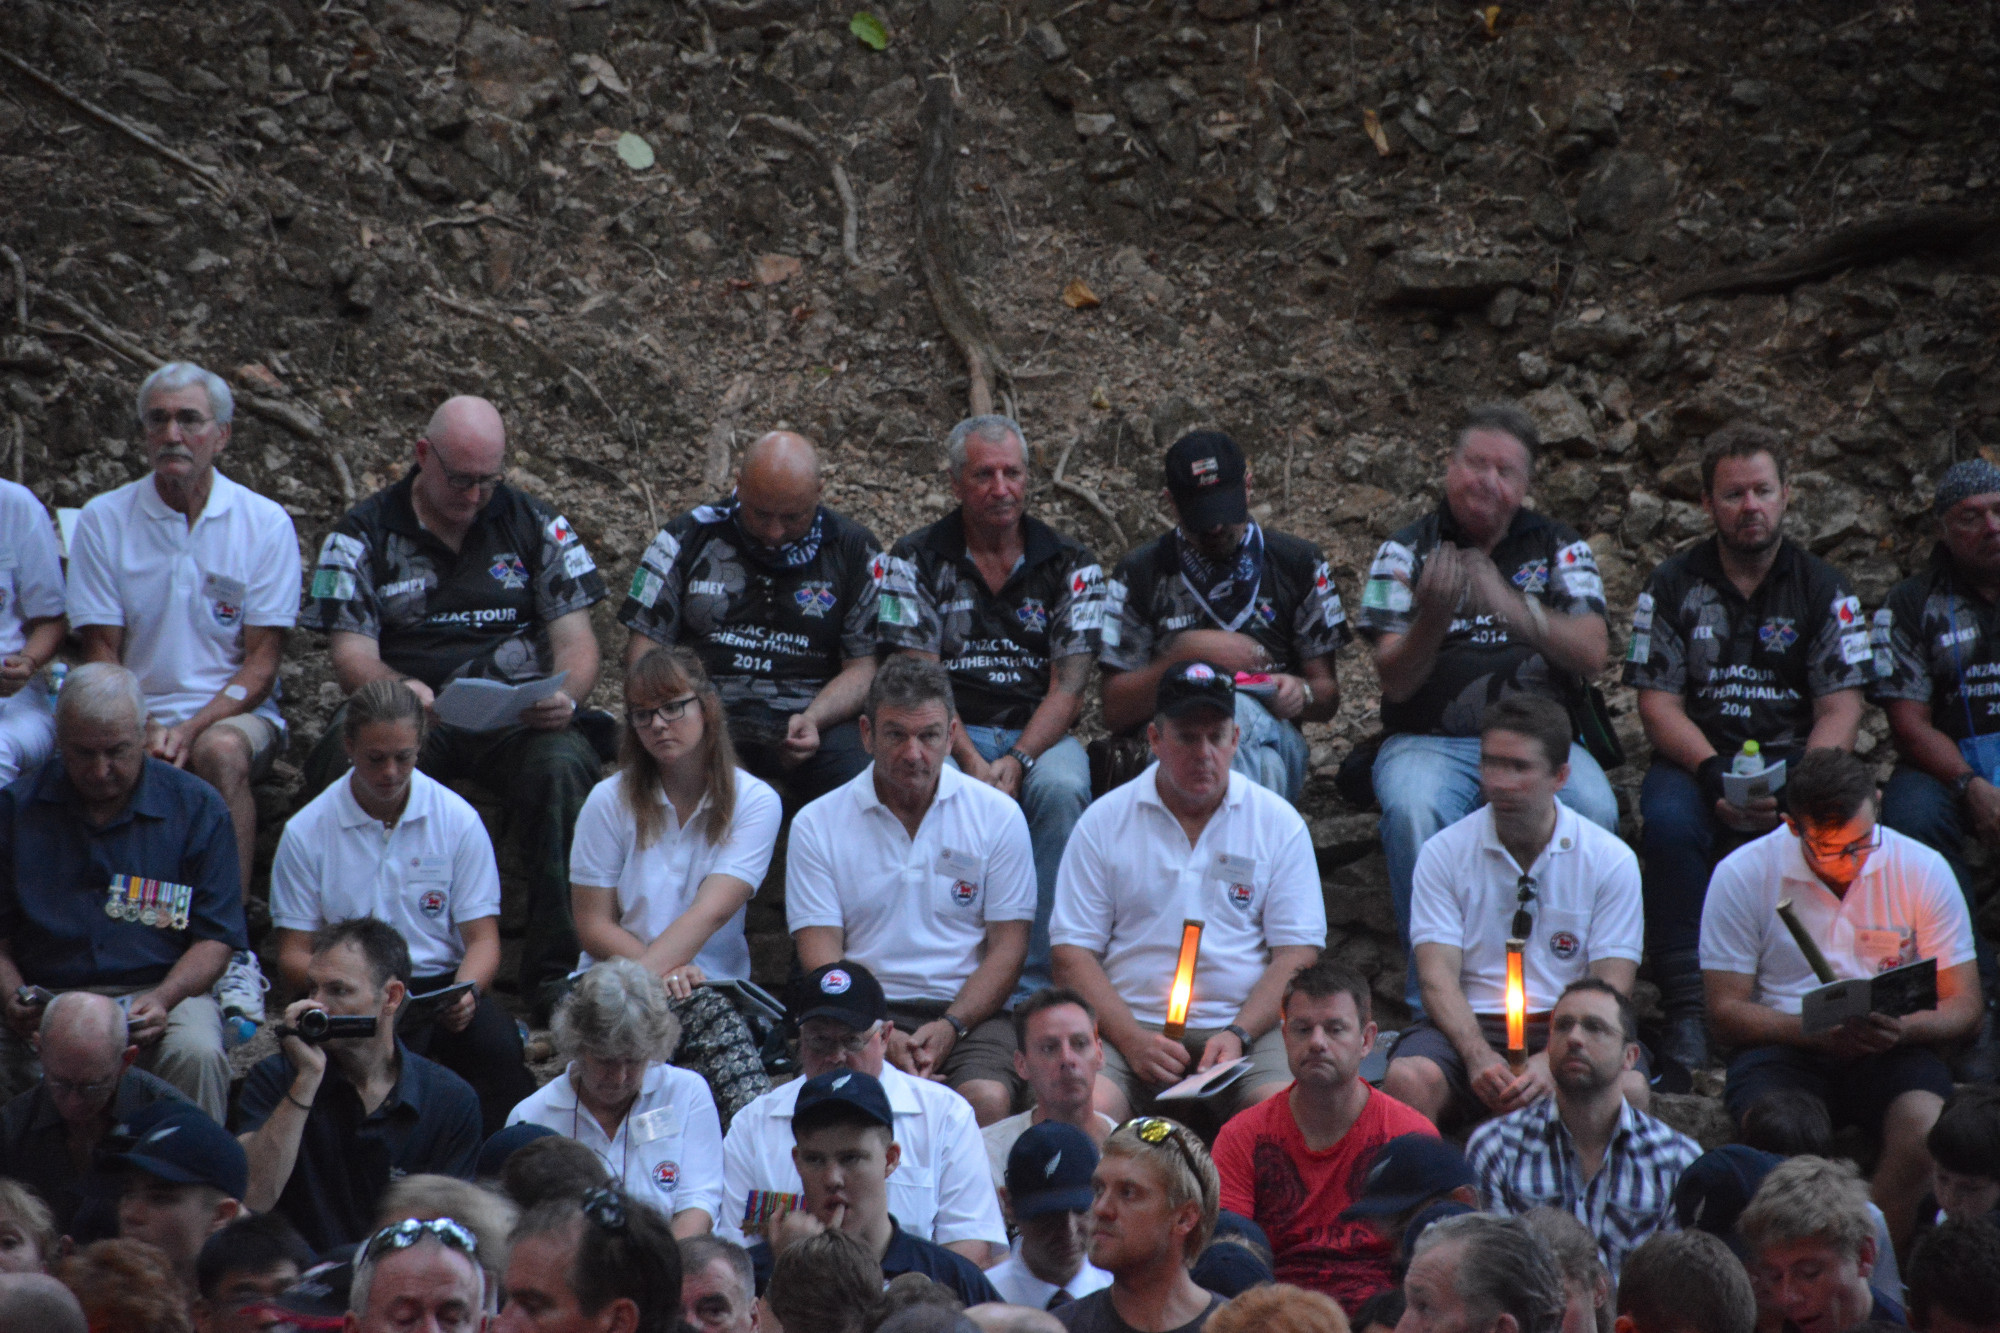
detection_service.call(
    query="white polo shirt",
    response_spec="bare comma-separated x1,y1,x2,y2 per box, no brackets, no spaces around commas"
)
1049,765,1326,1029
786,763,1037,1003
270,768,502,978
716,1062,1006,1250
0,480,64,657
986,1245,1113,1308
507,1061,723,1222
569,767,782,982
1700,824,1976,1013
66,471,300,727
1410,802,1643,1014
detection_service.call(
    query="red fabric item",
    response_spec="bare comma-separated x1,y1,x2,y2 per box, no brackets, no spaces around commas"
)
1213,1083,1438,1314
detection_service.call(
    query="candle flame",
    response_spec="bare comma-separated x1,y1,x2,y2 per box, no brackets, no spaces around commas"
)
1505,937,1527,1056
1163,920,1204,1040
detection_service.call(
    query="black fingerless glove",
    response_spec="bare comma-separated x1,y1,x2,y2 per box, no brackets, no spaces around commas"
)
1696,754,1728,806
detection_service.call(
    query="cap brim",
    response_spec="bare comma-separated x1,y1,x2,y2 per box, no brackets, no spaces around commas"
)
245,1304,346,1330
1338,1190,1428,1221
796,1003,882,1028
1011,1186,1095,1219
1159,694,1234,719
110,1152,223,1192
1174,485,1249,531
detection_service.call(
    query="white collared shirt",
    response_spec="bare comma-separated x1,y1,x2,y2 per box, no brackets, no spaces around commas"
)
1410,802,1643,1013
507,1061,723,1222
985,1244,1113,1309
569,767,782,982
1701,824,1976,1013
0,480,64,658
786,763,1037,1002
270,769,501,977
66,471,300,727
1049,765,1326,1028
716,1062,1007,1249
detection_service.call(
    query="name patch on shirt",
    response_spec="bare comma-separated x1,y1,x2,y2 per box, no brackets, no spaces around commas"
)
629,1106,679,1143
203,572,247,628
935,848,982,881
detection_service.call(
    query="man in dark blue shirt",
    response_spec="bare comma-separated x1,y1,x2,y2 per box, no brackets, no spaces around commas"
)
235,917,480,1253
748,1068,1000,1307
0,664,245,1119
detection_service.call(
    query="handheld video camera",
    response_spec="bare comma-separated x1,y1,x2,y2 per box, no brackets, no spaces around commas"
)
279,1009,378,1044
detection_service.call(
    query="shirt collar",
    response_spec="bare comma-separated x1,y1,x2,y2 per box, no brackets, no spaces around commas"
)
855,762,963,815
135,470,239,524
1548,1094,1643,1150
1136,763,1244,815
381,469,509,543
1477,802,1580,875
34,757,176,824
546,1061,667,1113
1437,500,1533,549
371,1041,428,1118
333,770,431,830
1686,534,1802,597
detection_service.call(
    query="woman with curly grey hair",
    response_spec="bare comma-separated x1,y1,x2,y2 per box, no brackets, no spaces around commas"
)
505,959,724,1238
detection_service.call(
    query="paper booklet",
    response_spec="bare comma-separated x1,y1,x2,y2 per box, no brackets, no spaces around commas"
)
1154,1057,1252,1101
433,672,569,732
1799,957,1938,1036
1722,757,1786,807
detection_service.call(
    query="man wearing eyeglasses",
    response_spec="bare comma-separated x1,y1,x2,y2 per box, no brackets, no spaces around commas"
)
620,430,882,809
1700,745,1983,1249
348,1215,487,1333
299,394,607,1011
1380,694,1646,1132
715,960,1006,1266
68,363,301,903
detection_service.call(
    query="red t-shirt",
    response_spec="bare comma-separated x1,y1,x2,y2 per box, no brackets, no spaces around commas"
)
1213,1084,1438,1314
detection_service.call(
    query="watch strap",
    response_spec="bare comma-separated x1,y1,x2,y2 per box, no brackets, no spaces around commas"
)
1223,1023,1250,1047
943,1013,969,1040
1007,747,1037,773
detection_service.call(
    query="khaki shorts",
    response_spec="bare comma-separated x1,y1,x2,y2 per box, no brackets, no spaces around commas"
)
209,713,282,781
886,999,1024,1103
1101,1021,1291,1119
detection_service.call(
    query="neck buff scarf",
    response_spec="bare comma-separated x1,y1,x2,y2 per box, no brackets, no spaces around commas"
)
1176,521,1265,632
729,498,826,571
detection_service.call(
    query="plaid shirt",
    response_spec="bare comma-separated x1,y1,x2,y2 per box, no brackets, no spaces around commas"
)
1465,1096,1701,1279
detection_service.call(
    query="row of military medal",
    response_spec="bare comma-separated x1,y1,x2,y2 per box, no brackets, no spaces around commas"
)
104,873,193,929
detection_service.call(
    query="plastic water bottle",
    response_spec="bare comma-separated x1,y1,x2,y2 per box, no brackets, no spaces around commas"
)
222,1011,259,1048
1732,739,1763,776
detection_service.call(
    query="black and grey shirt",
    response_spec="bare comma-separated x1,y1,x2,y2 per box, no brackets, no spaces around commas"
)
1099,528,1350,679
299,474,606,689
1871,547,2000,741
1358,506,1605,738
876,510,1106,729
1623,536,1870,756
618,503,880,728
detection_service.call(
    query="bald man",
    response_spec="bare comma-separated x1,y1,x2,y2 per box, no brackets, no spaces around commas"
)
299,395,608,1010
0,1274,88,1333
621,430,882,805
0,992,191,1243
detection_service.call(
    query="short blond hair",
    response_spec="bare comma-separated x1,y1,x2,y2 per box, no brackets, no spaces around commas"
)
1101,1118,1219,1264
1206,1283,1350,1333
0,1178,56,1267
1737,1155,1874,1259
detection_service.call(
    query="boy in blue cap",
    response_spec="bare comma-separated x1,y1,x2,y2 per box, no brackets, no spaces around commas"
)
111,1102,249,1296
989,1121,1112,1309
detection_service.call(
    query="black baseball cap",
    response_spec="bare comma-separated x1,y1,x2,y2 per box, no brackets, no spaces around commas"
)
110,1104,249,1200
1156,660,1236,720
793,960,889,1030
792,1068,895,1139
1339,1134,1477,1220
1674,1145,1783,1251
1164,430,1249,531
478,1121,561,1179
1004,1121,1098,1219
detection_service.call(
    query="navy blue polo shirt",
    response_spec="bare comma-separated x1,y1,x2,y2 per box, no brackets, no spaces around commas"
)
234,1041,481,1253
0,757,247,988
748,1216,1002,1307
0,1067,190,1242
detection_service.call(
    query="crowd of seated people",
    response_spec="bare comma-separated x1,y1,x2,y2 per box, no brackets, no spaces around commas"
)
0,363,1996,1332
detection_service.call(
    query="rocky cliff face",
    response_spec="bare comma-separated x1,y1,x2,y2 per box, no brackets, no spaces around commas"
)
1,0,1994,1016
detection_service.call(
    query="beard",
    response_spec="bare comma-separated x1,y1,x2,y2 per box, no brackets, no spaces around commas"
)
1719,520,1782,557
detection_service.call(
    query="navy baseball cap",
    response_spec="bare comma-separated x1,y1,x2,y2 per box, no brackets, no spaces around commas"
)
478,1121,561,1179
793,960,889,1030
1674,1145,1783,1245
1401,1200,1475,1258
252,1253,356,1331
110,1104,249,1200
793,1068,894,1139
1157,660,1236,720
1339,1134,1477,1220
1004,1121,1098,1220
1164,431,1249,531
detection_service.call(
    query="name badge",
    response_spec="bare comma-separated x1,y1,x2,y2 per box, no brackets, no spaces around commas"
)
408,854,451,883
1853,927,1915,974
1212,853,1257,882
935,848,982,881
201,571,248,629
628,1106,679,1143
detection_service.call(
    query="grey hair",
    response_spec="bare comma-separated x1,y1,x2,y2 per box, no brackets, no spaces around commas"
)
1413,1213,1568,1333
680,1234,755,1304
552,959,682,1064
136,361,234,426
865,653,955,725
944,415,1027,481
348,1231,485,1319
56,662,147,736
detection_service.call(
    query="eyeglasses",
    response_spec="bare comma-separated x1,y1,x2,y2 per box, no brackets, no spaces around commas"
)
362,1217,480,1265
1802,826,1884,864
800,1024,878,1057
1512,873,1537,940
419,441,506,494
628,695,700,728
581,1187,628,1233
46,1075,117,1100
1123,1117,1203,1179
142,409,215,433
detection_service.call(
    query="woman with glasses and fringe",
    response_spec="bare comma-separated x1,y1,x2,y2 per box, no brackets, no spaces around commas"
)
568,645,781,1127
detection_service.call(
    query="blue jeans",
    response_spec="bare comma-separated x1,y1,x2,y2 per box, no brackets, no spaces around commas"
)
1233,693,1309,804
1638,760,1752,959
964,726,1093,997
1879,765,1999,994
1374,732,1620,1014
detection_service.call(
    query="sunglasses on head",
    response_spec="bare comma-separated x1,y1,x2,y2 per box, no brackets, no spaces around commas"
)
582,1186,628,1233
1123,1116,1202,1178
363,1216,479,1265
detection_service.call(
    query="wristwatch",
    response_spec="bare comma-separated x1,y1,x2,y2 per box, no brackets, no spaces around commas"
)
942,1013,969,1040
1007,747,1038,773
1953,771,1979,803
1223,1023,1250,1047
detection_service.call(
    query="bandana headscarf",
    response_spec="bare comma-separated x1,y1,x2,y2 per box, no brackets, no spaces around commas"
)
1176,522,1265,631
728,498,826,570
1934,460,2000,517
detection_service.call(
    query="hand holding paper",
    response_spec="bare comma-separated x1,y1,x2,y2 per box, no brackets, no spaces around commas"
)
432,672,569,732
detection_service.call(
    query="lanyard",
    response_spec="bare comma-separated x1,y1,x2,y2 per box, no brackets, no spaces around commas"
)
1179,567,1263,633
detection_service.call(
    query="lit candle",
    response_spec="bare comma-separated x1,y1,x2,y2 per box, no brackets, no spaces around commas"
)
1162,919,1204,1041
1504,936,1527,1070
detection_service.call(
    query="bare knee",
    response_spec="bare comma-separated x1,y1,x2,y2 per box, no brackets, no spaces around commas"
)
1383,1057,1447,1117
189,727,253,791
954,1078,1012,1128
1094,1073,1132,1123
1882,1090,1944,1153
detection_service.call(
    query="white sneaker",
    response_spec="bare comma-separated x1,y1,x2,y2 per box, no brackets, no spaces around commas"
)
215,949,269,1045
